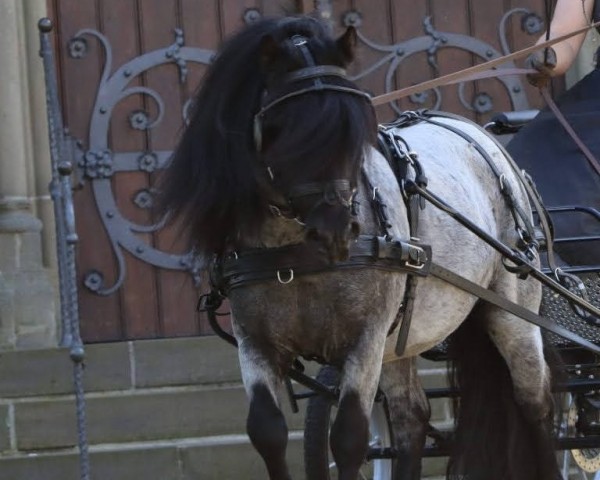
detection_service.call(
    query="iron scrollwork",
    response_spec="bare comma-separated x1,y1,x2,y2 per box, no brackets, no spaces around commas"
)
345,8,544,115
68,28,211,295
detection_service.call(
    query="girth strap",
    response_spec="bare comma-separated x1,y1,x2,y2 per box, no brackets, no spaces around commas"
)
216,235,431,293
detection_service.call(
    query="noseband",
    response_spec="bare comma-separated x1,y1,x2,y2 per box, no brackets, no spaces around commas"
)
254,34,371,220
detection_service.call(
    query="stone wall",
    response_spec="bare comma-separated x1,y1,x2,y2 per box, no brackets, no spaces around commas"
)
0,336,451,479
0,0,56,351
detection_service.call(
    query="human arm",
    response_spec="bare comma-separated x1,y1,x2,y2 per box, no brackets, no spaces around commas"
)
535,0,594,75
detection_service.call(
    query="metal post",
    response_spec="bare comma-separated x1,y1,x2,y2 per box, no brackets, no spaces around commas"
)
38,17,91,480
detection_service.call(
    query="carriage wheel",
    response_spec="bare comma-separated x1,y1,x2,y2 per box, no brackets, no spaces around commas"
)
563,396,600,478
303,365,393,480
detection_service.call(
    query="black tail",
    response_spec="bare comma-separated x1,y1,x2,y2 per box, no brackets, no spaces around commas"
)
446,305,560,480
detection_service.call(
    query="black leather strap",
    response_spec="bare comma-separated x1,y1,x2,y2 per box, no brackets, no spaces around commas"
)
394,274,418,355
427,109,559,274
216,235,431,292
421,112,537,247
283,65,347,83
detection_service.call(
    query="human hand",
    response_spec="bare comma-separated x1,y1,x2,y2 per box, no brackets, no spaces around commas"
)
525,47,557,88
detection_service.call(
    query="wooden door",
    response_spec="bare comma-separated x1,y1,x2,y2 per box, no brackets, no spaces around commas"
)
47,0,561,342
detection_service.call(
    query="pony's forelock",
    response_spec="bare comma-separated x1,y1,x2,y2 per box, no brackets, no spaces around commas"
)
157,16,376,257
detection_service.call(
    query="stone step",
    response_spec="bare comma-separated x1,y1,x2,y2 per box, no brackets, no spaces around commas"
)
10,383,308,451
0,434,305,480
0,336,452,478
0,336,243,399
8,384,450,453
0,435,448,480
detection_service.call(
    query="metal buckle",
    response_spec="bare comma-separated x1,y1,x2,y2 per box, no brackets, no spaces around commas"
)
405,245,426,270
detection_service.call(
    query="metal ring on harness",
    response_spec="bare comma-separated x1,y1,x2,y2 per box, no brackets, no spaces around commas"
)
277,269,295,284
555,268,600,325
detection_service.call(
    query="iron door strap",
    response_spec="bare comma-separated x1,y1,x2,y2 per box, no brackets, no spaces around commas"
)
428,263,600,355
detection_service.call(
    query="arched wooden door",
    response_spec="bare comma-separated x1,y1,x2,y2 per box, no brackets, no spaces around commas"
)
46,0,561,342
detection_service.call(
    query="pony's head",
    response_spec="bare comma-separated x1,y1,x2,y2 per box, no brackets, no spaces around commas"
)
158,16,376,261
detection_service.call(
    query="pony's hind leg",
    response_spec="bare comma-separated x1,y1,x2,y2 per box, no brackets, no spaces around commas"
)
379,357,430,480
237,341,292,480
485,307,561,479
330,330,389,480
448,297,561,480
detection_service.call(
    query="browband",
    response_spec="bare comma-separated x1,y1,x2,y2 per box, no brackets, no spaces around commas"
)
254,83,372,152
254,34,371,152
283,65,348,83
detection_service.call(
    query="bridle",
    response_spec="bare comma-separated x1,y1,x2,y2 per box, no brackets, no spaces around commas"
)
253,64,372,152
253,34,372,222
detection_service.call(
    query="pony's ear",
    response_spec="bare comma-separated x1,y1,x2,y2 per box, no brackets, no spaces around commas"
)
336,26,357,64
259,34,280,68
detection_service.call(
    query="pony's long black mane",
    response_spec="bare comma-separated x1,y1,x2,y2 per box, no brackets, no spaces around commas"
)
158,16,376,258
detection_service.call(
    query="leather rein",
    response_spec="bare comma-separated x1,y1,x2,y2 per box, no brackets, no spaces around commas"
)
370,21,600,107
370,21,600,178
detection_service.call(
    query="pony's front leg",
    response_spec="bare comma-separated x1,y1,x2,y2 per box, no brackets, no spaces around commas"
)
330,331,388,480
237,341,291,480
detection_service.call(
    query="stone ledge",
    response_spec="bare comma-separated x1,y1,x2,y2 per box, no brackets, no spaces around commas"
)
0,336,247,398
0,435,447,480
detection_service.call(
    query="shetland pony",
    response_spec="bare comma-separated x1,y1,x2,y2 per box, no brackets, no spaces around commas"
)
159,16,559,480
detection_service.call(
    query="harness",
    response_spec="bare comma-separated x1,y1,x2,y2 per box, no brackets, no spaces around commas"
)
201,108,600,358
253,34,372,226
200,33,600,359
